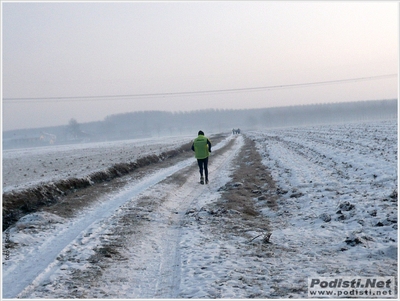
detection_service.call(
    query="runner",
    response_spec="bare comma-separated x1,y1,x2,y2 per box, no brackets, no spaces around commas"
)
191,130,212,184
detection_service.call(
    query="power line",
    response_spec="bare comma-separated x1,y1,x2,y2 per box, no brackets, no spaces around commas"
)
3,73,397,104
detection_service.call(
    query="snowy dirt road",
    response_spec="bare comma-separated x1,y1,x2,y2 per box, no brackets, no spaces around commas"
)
2,135,244,298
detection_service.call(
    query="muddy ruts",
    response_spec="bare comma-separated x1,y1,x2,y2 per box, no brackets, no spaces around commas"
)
2,142,192,231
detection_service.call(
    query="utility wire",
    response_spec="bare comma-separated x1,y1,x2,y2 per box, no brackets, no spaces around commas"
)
3,73,397,104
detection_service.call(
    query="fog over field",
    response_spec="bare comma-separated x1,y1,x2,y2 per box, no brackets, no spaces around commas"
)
3,99,397,150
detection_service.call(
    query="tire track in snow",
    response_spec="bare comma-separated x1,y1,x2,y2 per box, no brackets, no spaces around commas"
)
3,157,195,298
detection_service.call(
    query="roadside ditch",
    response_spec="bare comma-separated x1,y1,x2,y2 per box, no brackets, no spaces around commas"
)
2,134,226,230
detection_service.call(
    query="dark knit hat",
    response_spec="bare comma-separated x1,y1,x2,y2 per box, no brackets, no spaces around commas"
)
198,130,204,135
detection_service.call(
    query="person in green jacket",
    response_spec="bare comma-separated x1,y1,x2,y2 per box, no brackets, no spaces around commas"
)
191,130,212,184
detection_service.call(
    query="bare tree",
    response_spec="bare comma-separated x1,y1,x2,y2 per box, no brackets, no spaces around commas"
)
68,118,81,138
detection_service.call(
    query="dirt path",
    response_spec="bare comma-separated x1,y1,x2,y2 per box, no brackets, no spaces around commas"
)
3,135,247,298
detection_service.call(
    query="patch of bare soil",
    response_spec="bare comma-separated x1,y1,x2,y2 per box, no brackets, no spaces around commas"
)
2,134,227,231
182,136,279,237
214,136,278,235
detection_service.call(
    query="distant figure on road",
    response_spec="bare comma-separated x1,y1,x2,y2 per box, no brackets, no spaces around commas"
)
232,128,241,135
191,130,212,184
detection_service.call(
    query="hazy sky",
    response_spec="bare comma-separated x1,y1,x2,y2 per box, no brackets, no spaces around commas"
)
2,1,398,131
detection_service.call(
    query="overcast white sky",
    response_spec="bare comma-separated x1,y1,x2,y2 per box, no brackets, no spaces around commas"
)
2,1,398,131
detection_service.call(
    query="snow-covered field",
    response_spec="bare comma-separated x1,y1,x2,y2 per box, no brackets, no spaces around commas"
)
2,135,192,193
2,119,398,298
246,120,398,297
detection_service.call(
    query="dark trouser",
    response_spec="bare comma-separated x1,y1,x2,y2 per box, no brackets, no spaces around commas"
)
197,157,209,180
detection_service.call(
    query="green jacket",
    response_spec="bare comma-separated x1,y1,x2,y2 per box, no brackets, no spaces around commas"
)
191,135,212,159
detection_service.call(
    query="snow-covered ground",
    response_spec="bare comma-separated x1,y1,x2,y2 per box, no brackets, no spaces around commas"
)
2,119,398,298
2,135,192,193
247,120,398,296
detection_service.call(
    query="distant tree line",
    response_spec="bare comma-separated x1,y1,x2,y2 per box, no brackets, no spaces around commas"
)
259,99,397,128
3,99,397,149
